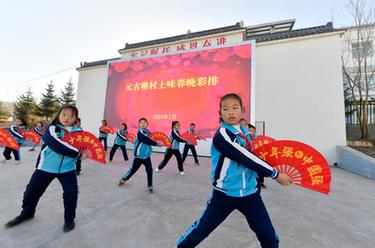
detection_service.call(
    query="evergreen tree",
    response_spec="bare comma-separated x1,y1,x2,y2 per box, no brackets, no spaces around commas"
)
59,78,76,106
0,101,11,123
35,81,59,120
14,88,36,122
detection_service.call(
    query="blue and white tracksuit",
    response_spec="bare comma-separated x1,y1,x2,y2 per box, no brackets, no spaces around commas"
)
182,128,199,163
158,128,186,172
177,121,280,248
122,128,158,187
3,125,26,161
98,126,108,151
31,127,45,148
34,127,45,137
10,125,26,145
19,124,82,222
109,130,128,161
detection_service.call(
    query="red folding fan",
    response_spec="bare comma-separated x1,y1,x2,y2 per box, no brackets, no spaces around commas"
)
196,134,207,141
149,132,171,147
99,126,115,134
126,133,136,144
254,140,331,194
181,132,197,145
252,135,276,150
21,130,41,144
0,128,19,150
62,131,106,164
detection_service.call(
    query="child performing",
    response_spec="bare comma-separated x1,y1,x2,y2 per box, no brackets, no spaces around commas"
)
5,105,85,232
118,118,162,193
177,94,292,248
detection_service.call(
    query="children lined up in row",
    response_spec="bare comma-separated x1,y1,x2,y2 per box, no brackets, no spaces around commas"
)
4,93,290,248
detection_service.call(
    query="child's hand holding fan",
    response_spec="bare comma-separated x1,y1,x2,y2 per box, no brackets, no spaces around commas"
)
150,132,171,147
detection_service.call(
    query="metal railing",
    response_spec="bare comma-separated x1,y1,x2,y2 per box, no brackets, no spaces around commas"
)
345,101,375,124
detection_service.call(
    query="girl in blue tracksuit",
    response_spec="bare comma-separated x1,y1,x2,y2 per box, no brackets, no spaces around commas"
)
118,118,162,193
177,93,292,248
98,119,109,151
1,118,27,164
5,105,84,233
29,121,45,151
109,123,129,162
156,121,187,175
181,123,199,165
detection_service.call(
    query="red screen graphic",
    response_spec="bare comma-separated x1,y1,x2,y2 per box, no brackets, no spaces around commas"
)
104,43,252,137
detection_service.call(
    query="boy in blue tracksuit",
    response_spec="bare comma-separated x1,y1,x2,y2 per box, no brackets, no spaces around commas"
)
177,93,292,248
118,118,162,193
5,105,84,233
155,121,187,175
1,118,27,164
248,123,266,189
98,119,109,151
181,123,199,165
29,121,45,151
109,123,129,162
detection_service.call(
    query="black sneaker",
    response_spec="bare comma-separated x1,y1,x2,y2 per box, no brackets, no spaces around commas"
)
148,186,154,194
118,179,125,186
5,214,35,228
261,183,267,189
63,221,75,232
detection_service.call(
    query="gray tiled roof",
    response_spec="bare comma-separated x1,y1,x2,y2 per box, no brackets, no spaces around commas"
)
248,22,342,43
78,57,121,69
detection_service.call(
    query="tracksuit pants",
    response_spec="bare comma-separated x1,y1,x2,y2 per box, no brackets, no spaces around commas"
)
109,144,128,161
99,137,107,151
177,190,279,248
182,144,199,163
122,158,153,187
20,169,78,222
76,159,82,174
158,148,184,172
3,147,20,161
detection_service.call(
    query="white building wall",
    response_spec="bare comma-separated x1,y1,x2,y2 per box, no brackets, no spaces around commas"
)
256,33,347,164
76,32,347,163
76,66,109,138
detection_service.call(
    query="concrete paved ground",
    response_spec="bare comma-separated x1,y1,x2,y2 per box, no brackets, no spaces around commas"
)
0,147,374,248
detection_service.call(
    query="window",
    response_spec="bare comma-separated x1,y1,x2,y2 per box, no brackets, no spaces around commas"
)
352,41,374,58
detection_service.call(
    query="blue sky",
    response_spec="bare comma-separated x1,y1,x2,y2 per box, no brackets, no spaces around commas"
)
0,0,371,101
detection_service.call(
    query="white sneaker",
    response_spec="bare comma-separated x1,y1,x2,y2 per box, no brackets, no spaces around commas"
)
154,168,160,172
14,161,21,165
179,171,185,176
1,159,7,163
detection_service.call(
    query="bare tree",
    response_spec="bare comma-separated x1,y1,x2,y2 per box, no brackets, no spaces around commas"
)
342,0,375,140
